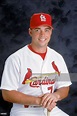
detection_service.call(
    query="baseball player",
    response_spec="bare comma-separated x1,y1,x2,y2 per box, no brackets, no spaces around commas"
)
1,13,72,116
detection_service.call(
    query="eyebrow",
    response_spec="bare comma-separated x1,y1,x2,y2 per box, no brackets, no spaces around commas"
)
34,28,40,30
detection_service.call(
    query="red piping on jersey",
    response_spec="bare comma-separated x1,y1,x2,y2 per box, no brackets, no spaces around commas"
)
28,44,47,60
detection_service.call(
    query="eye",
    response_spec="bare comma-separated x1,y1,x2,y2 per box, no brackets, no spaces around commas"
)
35,29,39,31
45,28,51,32
45,29,49,32
34,28,40,32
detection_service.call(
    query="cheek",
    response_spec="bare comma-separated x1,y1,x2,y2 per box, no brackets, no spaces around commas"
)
46,33,51,38
48,32,52,38
32,34,38,40
33,33,40,38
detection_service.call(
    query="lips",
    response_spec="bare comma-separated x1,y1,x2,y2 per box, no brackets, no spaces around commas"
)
38,38,46,42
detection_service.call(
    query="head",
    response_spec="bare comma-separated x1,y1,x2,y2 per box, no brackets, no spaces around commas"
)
29,13,53,52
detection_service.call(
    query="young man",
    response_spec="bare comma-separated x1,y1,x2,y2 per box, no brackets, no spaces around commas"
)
1,13,72,116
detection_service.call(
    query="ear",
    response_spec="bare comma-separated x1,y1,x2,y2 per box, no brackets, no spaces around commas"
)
29,28,32,37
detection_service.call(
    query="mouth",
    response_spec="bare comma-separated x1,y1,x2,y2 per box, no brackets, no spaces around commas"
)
38,38,46,42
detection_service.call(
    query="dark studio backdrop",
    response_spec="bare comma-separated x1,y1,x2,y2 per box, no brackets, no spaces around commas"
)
0,0,77,116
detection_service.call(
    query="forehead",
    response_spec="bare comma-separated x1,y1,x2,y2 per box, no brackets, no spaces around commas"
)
33,25,52,29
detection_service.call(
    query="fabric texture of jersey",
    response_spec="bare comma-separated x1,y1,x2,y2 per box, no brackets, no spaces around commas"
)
1,45,72,116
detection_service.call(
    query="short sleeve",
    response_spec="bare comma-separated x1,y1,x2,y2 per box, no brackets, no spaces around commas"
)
1,55,20,91
56,55,72,89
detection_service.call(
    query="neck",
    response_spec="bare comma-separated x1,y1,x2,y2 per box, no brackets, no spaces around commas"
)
30,43,47,53
28,44,47,60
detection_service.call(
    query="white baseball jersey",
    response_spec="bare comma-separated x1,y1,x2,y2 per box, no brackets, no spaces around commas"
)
1,45,72,116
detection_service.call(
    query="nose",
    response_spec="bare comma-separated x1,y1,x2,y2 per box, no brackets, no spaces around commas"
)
40,30,45,36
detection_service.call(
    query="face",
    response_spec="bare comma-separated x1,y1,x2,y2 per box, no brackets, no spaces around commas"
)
29,25,52,52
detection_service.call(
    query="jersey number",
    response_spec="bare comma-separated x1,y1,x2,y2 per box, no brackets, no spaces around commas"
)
48,86,53,93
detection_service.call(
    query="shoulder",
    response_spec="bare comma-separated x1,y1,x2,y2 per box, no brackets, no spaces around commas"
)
47,47,69,73
5,45,28,63
47,46,63,59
